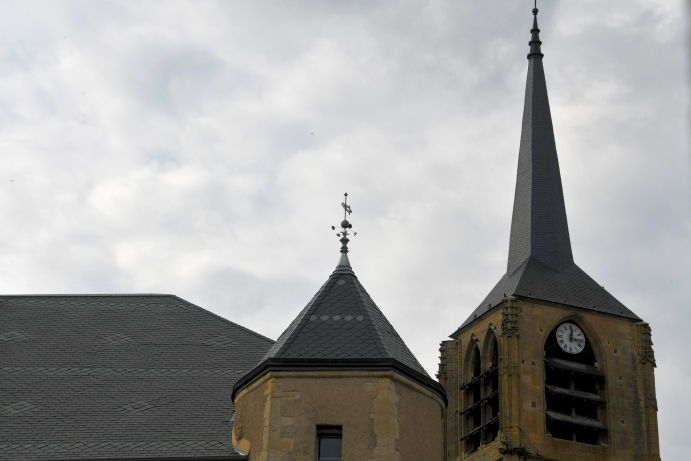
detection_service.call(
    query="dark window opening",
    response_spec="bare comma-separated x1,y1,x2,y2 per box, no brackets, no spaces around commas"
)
489,342,499,393
573,373,597,394
472,347,482,378
483,337,500,444
317,425,342,461
462,336,500,453
544,322,607,445
463,345,483,454
472,381,481,402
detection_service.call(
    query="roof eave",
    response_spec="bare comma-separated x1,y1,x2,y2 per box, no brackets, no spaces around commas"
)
232,357,448,406
451,292,642,338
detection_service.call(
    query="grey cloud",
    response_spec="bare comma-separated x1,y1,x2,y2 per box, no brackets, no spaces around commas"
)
0,0,687,457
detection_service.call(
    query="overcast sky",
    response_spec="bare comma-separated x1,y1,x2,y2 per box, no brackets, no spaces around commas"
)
0,0,688,457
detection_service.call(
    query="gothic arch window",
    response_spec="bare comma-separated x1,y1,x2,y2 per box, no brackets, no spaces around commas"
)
463,343,482,453
482,334,500,444
460,332,500,454
544,318,608,445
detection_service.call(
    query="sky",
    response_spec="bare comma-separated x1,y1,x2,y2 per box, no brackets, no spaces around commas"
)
0,0,688,457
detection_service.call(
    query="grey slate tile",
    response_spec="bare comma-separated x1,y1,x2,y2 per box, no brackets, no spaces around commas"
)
0,294,273,460
258,269,429,377
458,22,640,332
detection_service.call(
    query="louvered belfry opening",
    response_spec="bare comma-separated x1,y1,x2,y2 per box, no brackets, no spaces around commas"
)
461,336,500,454
483,337,500,443
462,346,482,453
544,322,607,445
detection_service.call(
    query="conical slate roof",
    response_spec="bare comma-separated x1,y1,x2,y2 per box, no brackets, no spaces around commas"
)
458,9,640,331
233,209,446,403
259,266,427,371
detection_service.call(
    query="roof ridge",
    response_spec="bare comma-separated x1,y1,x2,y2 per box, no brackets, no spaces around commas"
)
0,293,172,298
169,295,275,344
0,293,276,344
350,278,390,359
355,278,429,376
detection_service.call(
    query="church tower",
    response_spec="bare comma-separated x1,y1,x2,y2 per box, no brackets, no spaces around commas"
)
232,195,446,460
438,8,661,461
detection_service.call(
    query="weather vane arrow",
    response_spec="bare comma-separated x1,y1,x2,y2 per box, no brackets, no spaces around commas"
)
342,193,352,217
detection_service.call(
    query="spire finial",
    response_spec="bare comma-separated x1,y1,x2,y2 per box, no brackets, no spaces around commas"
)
528,2,544,59
331,193,357,271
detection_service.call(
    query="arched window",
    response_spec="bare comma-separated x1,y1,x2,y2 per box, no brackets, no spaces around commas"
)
460,333,500,454
463,344,482,453
483,335,500,444
544,320,607,445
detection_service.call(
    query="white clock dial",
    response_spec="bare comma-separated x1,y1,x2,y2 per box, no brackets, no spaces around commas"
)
556,323,586,354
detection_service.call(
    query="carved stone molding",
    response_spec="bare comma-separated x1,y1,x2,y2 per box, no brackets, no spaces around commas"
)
497,435,528,456
437,343,447,380
501,362,520,377
635,323,656,367
501,297,520,337
648,397,658,410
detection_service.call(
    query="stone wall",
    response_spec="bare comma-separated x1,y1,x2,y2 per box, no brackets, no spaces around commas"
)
439,296,661,461
233,369,444,460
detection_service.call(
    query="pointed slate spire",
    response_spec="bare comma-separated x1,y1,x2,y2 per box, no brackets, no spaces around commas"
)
455,7,640,333
507,6,573,275
233,194,446,404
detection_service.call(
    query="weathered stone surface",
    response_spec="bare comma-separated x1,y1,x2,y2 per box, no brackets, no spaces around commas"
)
440,296,661,461
234,370,444,460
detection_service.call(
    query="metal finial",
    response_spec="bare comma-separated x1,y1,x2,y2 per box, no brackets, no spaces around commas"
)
332,193,357,271
528,1,543,59
333,193,357,243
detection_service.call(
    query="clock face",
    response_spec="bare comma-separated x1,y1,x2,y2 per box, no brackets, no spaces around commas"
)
556,323,586,355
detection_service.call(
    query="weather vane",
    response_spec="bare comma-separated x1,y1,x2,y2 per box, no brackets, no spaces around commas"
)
332,193,357,243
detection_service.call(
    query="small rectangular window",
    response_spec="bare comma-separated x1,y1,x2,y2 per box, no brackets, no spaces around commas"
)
317,425,342,461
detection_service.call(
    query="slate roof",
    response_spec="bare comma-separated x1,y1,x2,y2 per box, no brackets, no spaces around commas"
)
460,257,640,329
457,9,640,332
507,45,572,276
0,294,274,460
233,255,446,404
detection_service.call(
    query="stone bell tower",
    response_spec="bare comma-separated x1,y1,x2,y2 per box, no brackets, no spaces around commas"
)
232,194,446,460
438,7,661,461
